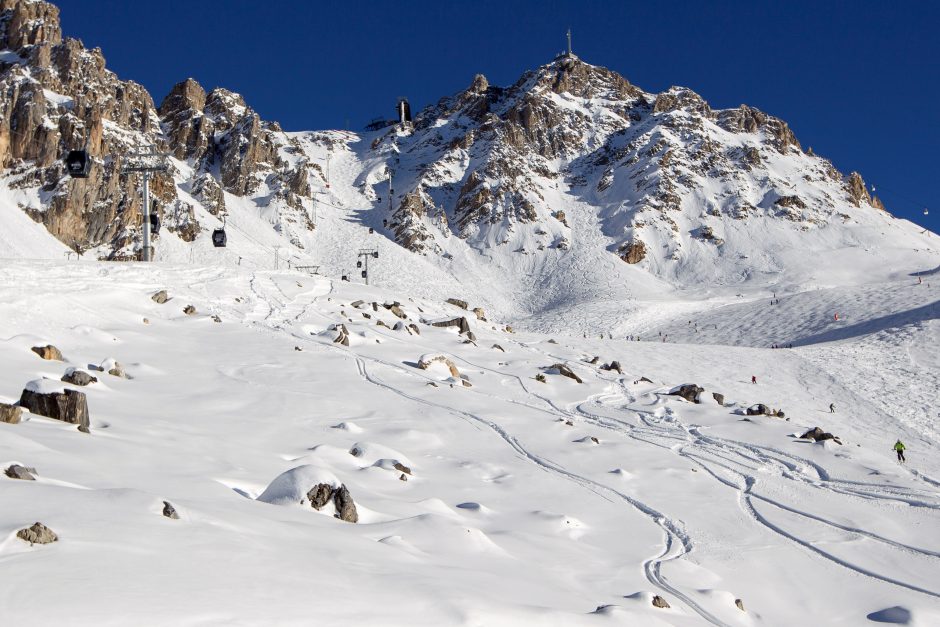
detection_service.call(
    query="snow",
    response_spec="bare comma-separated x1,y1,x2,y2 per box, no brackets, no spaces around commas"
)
1,258,939,625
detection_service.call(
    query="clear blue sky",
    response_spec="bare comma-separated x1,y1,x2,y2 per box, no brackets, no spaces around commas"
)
59,0,937,231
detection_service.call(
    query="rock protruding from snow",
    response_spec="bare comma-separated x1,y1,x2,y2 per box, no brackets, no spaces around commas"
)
151,290,169,304
712,392,726,405
418,354,471,386
99,358,128,379
430,317,471,335
601,360,623,374
651,595,670,609
548,363,583,384
31,345,63,361
472,307,486,321
306,484,334,510
162,501,180,520
446,298,468,310
735,598,745,611
5,464,36,480
0,402,23,424
669,384,704,403
800,427,842,445
61,368,97,386
332,485,359,523
19,381,90,431
333,324,350,346
17,522,58,545
183,305,196,316
258,466,356,521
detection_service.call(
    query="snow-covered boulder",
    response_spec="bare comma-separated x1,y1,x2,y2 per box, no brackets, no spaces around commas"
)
19,379,90,432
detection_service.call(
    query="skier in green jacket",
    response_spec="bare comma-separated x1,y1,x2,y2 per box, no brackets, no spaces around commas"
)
894,440,906,463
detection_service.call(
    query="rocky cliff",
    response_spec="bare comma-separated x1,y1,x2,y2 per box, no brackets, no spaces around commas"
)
374,52,888,271
0,0,318,257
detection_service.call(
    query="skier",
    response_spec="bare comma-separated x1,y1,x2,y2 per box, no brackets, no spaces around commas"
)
894,439,906,463
834,312,839,321
751,375,757,384
829,403,835,413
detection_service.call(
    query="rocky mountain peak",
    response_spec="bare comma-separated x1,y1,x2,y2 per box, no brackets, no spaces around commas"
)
0,0,61,51
159,78,206,117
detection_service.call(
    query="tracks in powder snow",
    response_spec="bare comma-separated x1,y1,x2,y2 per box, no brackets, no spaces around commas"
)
238,273,728,624
573,383,940,601
239,273,940,618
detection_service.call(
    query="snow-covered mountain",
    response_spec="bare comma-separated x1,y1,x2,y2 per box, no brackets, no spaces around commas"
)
3,2,940,624
2,0,937,331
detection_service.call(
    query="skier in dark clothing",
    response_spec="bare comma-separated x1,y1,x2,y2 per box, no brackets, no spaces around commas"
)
894,440,906,462
751,375,757,384
829,403,835,413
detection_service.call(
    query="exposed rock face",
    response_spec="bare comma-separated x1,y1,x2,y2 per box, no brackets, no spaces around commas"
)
333,323,350,346
712,392,725,405
669,384,704,403
619,240,646,264
61,369,97,386
332,485,358,523
651,595,670,609
151,290,169,304
306,484,334,510
418,354,461,378
430,317,471,335
549,363,583,384
393,462,412,475
0,0,314,257
746,403,770,416
31,344,63,360
162,501,180,519
5,463,36,480
446,298,468,309
19,382,89,431
800,426,842,444
16,522,58,545
1,402,23,424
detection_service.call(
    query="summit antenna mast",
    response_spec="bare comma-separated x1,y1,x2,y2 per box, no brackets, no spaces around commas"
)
567,28,572,56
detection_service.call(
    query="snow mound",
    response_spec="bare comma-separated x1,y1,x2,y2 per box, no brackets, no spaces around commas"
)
256,465,341,507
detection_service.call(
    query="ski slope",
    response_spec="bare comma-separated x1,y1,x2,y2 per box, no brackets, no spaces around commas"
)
2,260,939,626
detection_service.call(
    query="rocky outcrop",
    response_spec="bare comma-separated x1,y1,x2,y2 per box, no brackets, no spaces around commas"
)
61,369,97,386
800,426,842,444
16,522,58,545
619,240,646,264
669,384,704,403
162,501,180,519
151,290,169,304
652,595,670,609
332,485,358,523
446,298,468,309
0,402,23,424
19,380,89,431
430,317,471,335
31,344,62,360
333,323,350,346
548,363,583,384
5,463,36,480
302,482,358,522
0,0,313,257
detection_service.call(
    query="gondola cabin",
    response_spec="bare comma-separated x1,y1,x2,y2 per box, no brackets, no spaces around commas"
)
65,150,91,178
211,228,227,248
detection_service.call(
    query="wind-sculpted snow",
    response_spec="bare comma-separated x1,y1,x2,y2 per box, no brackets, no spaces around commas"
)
2,261,940,625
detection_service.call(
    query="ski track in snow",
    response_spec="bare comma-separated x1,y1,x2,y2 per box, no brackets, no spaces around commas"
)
243,272,940,622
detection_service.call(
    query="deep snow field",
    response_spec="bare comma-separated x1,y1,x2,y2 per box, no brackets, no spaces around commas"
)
2,258,939,626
